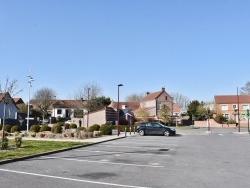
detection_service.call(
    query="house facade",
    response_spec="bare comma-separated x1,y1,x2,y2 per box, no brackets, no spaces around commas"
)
140,87,173,120
214,95,250,121
0,92,19,120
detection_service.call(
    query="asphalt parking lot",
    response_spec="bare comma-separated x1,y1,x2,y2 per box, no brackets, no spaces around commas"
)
1,127,250,188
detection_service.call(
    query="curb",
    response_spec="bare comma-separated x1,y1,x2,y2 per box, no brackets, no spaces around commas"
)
0,136,125,165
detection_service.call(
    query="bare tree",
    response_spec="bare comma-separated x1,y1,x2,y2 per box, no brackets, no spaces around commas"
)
240,81,250,95
159,104,171,125
135,108,149,122
125,92,145,102
32,87,56,121
170,92,190,111
73,81,105,112
0,77,23,96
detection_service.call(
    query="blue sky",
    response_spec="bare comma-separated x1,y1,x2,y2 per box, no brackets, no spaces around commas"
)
0,0,249,103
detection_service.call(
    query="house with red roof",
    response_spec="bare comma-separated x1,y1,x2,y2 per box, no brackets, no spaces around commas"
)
214,95,250,121
139,87,173,120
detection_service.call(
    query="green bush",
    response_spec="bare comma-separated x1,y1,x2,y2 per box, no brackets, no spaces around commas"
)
2,124,12,132
30,124,40,133
51,125,62,134
57,122,64,127
76,127,86,132
64,123,70,129
40,125,51,132
88,124,100,132
227,119,236,124
69,124,77,129
11,125,20,133
0,137,8,150
15,136,22,148
100,124,112,135
214,113,226,124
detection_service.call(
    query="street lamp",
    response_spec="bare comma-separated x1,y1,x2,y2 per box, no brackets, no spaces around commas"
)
117,84,123,136
27,75,34,133
207,108,210,132
87,88,90,128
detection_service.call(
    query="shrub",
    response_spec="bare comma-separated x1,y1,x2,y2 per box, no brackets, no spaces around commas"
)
15,136,22,148
214,113,226,124
69,124,77,129
93,131,102,137
57,122,64,127
30,124,40,133
11,126,20,133
0,137,8,150
3,124,12,132
64,123,70,129
30,132,36,137
51,124,62,134
100,124,112,135
40,125,51,132
88,124,100,132
227,119,236,124
76,127,86,132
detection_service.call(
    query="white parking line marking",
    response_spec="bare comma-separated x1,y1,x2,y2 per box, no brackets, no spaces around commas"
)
75,149,171,157
40,156,164,168
0,168,150,188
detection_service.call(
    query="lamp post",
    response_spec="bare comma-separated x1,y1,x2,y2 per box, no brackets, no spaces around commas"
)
87,88,90,128
117,84,123,136
207,108,210,132
27,75,34,133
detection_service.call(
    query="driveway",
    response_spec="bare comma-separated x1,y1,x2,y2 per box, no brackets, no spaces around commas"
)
0,127,250,188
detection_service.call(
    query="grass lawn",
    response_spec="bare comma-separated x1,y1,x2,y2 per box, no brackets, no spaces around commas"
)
0,140,89,161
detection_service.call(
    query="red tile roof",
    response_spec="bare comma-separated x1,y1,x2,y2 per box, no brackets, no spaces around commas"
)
214,95,250,104
142,91,162,101
173,104,180,112
108,101,140,111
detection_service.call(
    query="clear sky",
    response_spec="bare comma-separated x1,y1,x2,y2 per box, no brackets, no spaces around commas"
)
0,0,249,103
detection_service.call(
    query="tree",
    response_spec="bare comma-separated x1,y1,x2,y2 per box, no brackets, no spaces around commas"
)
187,100,208,121
240,81,250,95
159,104,171,125
32,87,56,121
73,81,110,112
135,108,149,122
170,92,190,111
0,77,23,96
125,92,145,102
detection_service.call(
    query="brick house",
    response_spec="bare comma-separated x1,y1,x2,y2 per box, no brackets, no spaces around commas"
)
214,95,250,121
139,87,173,120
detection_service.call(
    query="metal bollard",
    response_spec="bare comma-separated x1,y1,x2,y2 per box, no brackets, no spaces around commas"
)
125,127,126,137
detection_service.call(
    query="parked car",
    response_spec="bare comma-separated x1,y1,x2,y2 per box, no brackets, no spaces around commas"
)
137,122,176,136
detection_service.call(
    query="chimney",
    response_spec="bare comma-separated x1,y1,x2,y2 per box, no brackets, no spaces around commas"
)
162,87,165,91
146,92,150,95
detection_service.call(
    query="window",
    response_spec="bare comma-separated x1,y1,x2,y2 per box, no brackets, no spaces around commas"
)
165,96,167,100
157,102,161,110
232,104,237,109
242,105,249,110
57,109,62,114
221,105,228,111
223,114,229,120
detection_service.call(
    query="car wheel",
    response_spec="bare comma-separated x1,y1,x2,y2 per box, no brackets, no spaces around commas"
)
139,130,145,136
164,130,170,136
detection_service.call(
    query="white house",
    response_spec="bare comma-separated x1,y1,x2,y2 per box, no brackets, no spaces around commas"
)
0,92,19,120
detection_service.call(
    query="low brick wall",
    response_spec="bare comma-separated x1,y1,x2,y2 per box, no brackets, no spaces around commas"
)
194,119,249,128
